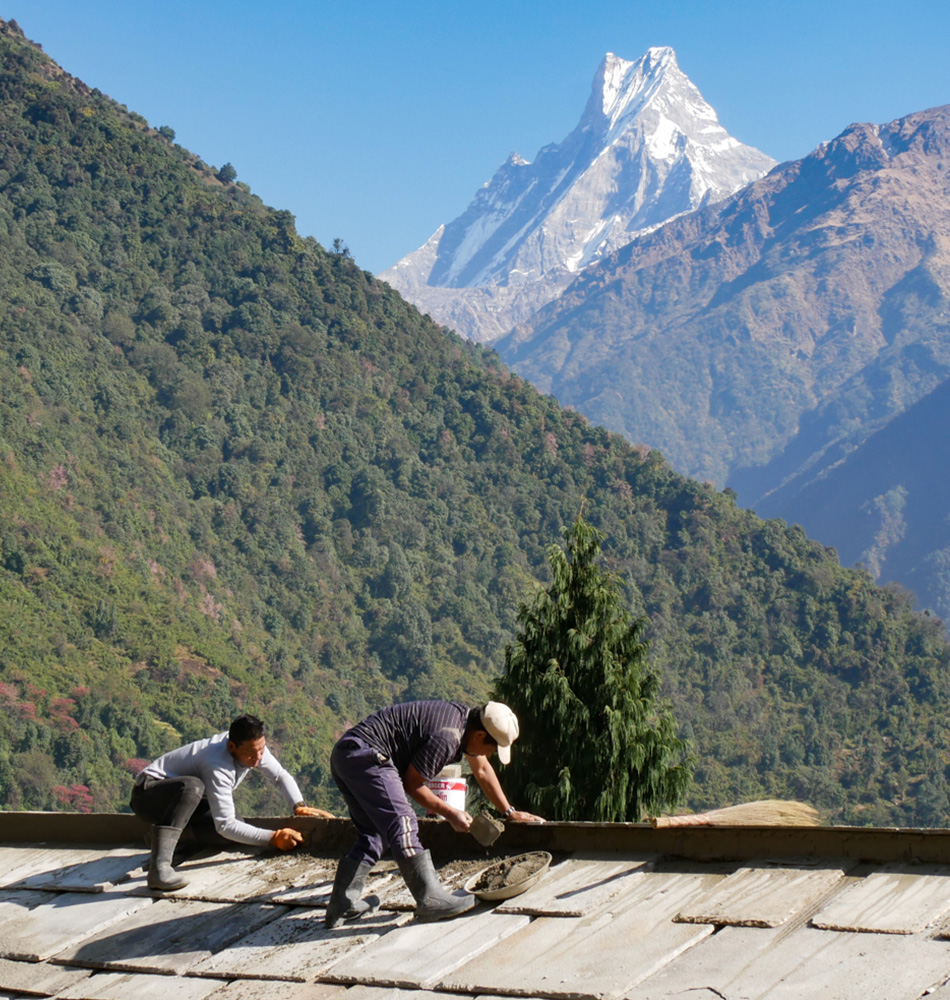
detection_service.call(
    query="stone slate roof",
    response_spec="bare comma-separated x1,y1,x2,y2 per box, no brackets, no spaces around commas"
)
2,814,950,999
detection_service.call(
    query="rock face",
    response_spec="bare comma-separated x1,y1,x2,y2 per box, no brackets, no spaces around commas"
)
380,47,775,343
495,104,950,618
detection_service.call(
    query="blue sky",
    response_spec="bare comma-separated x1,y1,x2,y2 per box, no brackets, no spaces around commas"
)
7,1,949,274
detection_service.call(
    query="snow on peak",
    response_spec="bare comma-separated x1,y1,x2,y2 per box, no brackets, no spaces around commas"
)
590,46,717,137
380,46,776,341
598,47,676,119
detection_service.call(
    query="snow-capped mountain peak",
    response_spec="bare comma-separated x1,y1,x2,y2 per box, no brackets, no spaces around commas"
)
596,48,678,126
379,47,775,342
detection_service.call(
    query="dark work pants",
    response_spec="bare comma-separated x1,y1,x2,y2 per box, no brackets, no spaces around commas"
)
129,774,228,844
330,737,422,865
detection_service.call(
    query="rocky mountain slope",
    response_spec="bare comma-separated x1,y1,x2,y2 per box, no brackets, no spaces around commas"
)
381,47,774,342
496,105,950,616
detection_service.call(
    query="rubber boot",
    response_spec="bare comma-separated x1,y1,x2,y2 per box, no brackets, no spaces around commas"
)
147,825,189,892
324,856,381,929
397,849,476,922
143,827,191,867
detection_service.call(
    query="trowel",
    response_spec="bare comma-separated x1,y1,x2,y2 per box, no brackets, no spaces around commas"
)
470,809,505,847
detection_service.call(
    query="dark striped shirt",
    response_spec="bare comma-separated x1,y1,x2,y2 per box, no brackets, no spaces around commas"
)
347,700,469,780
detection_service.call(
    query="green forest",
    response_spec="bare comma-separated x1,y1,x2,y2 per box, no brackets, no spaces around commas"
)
0,18,948,826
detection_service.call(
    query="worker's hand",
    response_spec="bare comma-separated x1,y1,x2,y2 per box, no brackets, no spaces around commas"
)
447,809,473,834
509,810,545,824
294,805,334,819
270,827,305,850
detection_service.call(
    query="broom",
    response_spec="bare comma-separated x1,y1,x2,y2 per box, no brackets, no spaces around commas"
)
650,799,819,828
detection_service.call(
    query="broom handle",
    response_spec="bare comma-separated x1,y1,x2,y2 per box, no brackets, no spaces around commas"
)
651,812,712,828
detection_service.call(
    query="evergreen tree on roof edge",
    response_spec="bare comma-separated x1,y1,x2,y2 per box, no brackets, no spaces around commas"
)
494,513,694,821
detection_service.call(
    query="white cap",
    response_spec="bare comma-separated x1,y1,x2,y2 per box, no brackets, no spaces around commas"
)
481,701,520,764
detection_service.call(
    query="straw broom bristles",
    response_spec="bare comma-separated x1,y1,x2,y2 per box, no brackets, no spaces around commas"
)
650,799,820,828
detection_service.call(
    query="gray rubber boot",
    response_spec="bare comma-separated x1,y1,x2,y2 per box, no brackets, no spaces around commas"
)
147,825,189,892
324,856,381,929
397,849,476,922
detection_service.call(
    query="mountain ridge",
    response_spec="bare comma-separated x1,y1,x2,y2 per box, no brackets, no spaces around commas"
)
752,374,950,604
499,105,950,457
495,102,950,617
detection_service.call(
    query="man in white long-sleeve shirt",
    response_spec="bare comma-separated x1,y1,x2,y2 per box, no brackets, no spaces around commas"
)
131,714,326,891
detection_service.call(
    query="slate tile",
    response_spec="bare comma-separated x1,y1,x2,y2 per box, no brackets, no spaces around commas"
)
56,970,227,999
322,906,530,988
631,923,950,1000
0,847,116,889
811,864,950,934
916,974,950,999
340,990,478,1000
128,850,343,909
150,851,332,906
204,979,349,1000
0,888,154,961
0,956,92,996
53,898,287,975
495,855,655,917
267,872,334,908
673,859,853,927
0,889,58,933
146,850,296,902
12,849,149,893
441,871,720,999
188,905,408,982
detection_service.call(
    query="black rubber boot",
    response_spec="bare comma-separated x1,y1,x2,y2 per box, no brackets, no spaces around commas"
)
147,825,189,892
324,856,381,929
397,849,476,922
143,826,192,867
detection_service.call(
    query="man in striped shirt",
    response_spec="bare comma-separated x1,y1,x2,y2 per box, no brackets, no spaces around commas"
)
326,700,543,925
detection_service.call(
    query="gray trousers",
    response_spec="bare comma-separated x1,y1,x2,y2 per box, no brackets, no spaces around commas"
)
130,774,228,844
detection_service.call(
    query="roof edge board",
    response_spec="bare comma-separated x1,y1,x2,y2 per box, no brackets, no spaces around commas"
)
3,813,950,864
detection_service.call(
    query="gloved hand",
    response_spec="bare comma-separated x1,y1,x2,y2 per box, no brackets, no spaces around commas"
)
270,827,304,850
294,805,335,818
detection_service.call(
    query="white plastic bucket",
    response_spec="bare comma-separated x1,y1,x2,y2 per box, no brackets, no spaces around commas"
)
425,765,466,814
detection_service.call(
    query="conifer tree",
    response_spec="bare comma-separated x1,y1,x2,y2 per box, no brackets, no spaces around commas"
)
494,514,693,821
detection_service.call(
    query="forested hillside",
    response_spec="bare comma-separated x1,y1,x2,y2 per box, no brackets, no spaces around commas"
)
1,18,949,825
754,376,950,612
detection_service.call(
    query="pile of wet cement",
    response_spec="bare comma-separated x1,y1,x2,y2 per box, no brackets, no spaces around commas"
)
469,851,550,892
